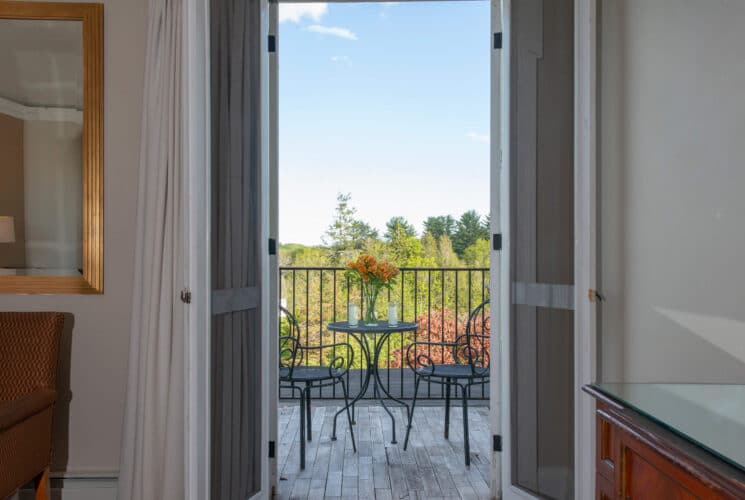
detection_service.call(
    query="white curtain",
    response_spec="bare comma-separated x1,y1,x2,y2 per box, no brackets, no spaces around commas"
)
118,0,185,498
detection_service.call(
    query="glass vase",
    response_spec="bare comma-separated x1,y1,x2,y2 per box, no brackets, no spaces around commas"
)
363,285,379,325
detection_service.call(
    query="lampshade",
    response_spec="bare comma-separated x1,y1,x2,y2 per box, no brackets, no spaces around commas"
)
0,216,16,243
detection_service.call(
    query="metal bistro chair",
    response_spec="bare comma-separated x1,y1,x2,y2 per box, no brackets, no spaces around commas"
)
279,307,356,469
403,300,490,466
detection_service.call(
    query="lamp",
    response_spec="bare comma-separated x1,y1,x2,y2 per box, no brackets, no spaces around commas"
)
0,216,16,243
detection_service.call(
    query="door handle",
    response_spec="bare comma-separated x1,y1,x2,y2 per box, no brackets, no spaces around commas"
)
588,289,604,303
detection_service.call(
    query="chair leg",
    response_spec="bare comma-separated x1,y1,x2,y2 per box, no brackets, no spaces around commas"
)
305,382,312,442
444,378,451,439
299,389,306,470
461,385,470,467
403,376,421,450
340,379,357,452
34,467,50,500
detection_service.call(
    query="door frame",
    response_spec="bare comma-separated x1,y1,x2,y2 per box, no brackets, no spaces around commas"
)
573,1,598,499
489,0,504,497
268,2,280,495
183,0,599,498
495,0,537,498
184,0,211,498
256,0,276,496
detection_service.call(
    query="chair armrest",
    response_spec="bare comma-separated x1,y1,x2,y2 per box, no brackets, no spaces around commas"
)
405,341,458,372
453,333,491,369
300,342,355,377
454,333,490,343
0,390,56,432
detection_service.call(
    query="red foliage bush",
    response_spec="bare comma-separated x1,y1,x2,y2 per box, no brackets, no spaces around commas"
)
387,307,490,369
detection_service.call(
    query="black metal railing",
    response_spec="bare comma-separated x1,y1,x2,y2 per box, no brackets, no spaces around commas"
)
279,266,490,400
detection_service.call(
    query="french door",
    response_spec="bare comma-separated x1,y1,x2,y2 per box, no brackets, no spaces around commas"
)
497,0,577,498
206,0,277,498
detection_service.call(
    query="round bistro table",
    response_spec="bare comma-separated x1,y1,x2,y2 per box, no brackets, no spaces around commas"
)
326,320,418,444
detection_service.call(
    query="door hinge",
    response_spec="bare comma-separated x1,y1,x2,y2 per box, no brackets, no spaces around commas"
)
268,440,276,458
493,434,502,452
493,233,502,251
180,288,192,304
269,238,277,256
494,32,503,50
268,35,276,53
588,288,604,303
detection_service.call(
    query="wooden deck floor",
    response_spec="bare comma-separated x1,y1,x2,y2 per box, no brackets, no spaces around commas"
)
277,402,492,499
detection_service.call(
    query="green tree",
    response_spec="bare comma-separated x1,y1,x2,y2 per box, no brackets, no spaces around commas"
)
452,210,489,256
390,235,424,267
281,244,331,267
423,215,456,240
482,213,491,232
462,238,490,267
384,216,417,241
437,235,462,267
322,193,378,263
420,233,441,267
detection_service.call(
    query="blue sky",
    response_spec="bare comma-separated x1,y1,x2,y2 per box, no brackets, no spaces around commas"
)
279,1,490,245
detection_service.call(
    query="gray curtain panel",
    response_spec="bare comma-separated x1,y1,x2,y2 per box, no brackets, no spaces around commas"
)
210,0,264,498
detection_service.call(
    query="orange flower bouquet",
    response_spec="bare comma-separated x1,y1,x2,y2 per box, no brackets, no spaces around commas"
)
346,254,400,325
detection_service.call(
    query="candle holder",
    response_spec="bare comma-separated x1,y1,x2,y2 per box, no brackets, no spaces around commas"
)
388,302,399,326
348,303,359,326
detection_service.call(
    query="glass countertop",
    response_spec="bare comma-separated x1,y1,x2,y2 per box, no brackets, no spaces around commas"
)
593,383,745,473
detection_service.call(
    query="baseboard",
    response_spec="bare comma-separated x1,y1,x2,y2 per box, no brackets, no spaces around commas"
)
16,475,118,500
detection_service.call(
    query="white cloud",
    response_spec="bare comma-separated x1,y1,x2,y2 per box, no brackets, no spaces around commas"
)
331,55,351,65
279,4,328,24
467,132,490,144
306,24,358,41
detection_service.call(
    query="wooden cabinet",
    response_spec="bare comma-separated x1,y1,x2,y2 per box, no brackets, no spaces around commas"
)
585,388,745,499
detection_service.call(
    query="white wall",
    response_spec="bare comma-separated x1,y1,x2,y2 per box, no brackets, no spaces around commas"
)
23,119,83,269
599,0,745,383
0,0,146,480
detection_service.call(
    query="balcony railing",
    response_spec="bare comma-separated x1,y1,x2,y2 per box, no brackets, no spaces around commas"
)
279,266,490,401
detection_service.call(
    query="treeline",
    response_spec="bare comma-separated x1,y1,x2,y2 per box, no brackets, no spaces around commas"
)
278,193,491,370
280,193,491,269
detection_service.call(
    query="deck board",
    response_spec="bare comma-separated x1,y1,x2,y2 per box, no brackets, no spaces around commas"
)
278,403,491,499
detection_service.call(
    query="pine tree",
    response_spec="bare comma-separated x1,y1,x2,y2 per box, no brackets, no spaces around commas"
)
452,210,489,256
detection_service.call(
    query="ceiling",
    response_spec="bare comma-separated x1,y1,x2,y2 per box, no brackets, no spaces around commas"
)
0,19,82,109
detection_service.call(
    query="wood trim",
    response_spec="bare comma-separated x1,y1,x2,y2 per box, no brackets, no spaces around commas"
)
0,2,104,294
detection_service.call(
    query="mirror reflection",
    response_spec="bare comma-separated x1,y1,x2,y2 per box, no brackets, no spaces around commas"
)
0,19,83,277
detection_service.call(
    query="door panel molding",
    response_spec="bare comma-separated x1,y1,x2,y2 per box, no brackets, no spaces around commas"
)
513,282,575,310
211,287,260,315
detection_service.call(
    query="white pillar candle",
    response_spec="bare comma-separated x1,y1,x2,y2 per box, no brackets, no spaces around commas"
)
388,303,398,326
348,304,359,326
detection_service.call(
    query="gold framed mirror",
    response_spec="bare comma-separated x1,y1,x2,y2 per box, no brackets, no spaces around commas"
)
0,1,103,294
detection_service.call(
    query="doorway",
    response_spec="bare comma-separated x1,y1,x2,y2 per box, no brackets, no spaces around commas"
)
202,0,579,498
273,1,494,497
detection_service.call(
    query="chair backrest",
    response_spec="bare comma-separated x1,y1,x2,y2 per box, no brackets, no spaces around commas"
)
455,300,490,374
279,306,303,376
0,312,65,402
